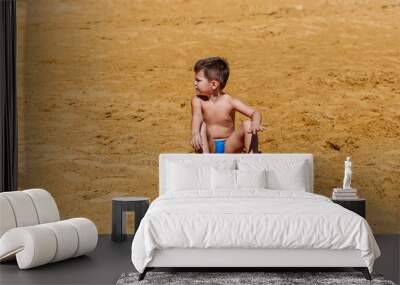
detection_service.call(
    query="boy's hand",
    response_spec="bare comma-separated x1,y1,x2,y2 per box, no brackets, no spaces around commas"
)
248,121,265,134
191,133,203,152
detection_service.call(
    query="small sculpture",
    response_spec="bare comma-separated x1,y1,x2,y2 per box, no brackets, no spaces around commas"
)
343,156,352,190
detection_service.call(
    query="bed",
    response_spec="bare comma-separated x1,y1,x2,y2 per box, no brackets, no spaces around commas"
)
131,154,381,281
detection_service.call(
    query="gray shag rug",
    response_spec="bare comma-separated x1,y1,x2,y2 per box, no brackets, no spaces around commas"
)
116,271,396,285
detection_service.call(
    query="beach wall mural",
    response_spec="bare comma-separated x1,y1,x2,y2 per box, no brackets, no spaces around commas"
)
16,0,400,233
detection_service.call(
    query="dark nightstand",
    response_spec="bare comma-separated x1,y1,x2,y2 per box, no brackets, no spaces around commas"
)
332,198,366,218
112,197,150,242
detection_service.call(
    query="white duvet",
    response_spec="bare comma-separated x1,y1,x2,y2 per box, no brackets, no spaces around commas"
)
131,190,380,273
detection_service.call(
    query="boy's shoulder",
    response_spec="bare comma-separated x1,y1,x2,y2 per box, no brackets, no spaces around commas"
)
191,93,236,103
192,95,209,102
222,93,234,99
222,93,239,102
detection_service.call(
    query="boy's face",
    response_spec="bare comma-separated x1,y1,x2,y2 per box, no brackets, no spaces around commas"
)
194,69,218,96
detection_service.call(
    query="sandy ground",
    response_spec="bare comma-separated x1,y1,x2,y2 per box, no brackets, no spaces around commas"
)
16,0,400,234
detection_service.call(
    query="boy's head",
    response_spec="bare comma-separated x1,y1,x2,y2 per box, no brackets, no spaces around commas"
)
194,57,230,95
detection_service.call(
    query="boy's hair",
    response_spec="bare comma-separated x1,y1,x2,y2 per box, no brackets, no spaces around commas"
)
194,57,230,89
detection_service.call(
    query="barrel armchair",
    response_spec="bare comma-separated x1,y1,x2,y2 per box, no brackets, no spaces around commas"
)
0,189,98,269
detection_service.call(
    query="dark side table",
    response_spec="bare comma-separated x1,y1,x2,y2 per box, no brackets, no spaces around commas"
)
112,197,150,242
332,198,366,218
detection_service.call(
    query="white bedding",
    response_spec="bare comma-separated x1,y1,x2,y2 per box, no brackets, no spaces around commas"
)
131,190,380,273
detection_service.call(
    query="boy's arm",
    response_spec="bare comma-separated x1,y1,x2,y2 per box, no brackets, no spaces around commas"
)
191,96,204,151
231,97,263,134
191,96,203,134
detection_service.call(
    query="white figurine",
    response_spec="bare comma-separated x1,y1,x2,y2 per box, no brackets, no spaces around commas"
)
343,156,352,190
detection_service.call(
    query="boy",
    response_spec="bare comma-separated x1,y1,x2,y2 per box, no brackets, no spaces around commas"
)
191,57,263,153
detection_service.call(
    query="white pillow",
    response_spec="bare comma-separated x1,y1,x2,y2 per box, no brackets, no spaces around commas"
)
238,159,309,191
211,168,236,190
167,163,210,191
167,159,236,192
236,169,267,189
266,166,307,191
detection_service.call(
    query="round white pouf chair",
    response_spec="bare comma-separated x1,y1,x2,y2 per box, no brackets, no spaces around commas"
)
0,189,98,269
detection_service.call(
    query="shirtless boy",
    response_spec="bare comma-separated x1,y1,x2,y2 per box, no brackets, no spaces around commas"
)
191,57,263,153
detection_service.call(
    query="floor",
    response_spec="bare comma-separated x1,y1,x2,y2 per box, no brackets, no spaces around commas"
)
0,235,398,285
0,235,134,285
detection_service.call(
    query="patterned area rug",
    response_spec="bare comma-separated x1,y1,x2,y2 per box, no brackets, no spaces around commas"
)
116,271,396,285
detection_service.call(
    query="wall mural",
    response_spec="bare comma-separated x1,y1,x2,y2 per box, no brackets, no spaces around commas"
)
16,0,400,234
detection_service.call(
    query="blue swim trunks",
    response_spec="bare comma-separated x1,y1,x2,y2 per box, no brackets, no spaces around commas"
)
213,139,226,153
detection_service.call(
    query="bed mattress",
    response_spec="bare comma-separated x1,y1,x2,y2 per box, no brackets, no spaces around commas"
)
131,190,380,273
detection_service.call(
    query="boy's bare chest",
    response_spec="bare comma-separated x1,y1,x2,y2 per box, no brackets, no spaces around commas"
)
201,101,234,122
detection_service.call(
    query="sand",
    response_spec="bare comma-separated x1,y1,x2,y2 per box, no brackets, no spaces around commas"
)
16,0,400,233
